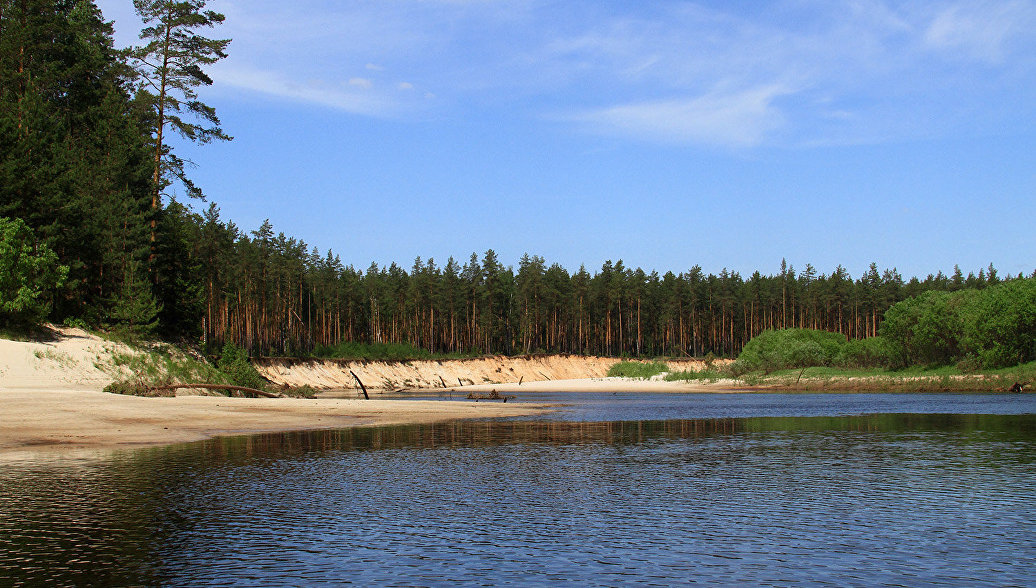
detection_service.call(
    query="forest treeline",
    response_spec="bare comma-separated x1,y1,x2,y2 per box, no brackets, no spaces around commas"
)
2,2,1033,361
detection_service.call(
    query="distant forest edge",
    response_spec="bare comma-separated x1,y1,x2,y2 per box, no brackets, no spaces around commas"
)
2,3,1034,366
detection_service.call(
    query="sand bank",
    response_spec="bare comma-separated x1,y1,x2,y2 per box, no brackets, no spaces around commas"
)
254,355,716,390
0,328,544,456
0,388,542,457
0,328,728,457
438,377,741,394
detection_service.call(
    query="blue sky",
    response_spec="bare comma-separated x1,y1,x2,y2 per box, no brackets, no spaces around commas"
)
96,0,1035,280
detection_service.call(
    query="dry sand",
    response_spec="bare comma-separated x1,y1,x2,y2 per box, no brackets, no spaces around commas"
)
255,354,718,390
0,328,542,457
0,328,734,458
0,389,542,457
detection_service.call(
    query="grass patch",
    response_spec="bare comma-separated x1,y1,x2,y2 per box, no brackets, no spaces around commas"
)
607,361,670,379
664,368,725,383
103,344,229,386
33,348,76,368
734,361,1036,392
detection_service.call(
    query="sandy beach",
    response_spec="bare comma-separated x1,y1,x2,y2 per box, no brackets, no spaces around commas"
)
0,327,736,457
0,328,542,456
0,388,543,456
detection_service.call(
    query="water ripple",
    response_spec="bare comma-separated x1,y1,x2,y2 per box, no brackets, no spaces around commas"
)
0,410,1033,586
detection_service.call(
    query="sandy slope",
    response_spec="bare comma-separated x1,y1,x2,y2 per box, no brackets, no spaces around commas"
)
254,355,716,390
0,328,541,456
449,377,741,394
0,328,732,456
0,326,139,392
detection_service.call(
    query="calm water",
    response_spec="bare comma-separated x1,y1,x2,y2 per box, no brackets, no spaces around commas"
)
1,393,1033,586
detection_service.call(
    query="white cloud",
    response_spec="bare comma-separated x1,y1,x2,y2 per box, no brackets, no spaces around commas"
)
212,64,399,116
923,1,1035,63
101,0,1035,147
569,85,790,147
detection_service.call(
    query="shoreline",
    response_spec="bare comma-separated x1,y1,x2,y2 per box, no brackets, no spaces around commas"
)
3,328,1026,458
0,386,546,458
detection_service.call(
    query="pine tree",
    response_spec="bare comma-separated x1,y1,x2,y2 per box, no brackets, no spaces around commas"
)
129,0,230,245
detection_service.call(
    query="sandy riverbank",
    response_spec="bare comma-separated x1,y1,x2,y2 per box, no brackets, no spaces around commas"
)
0,388,542,457
0,328,545,456
434,377,741,394
254,355,718,390
0,327,736,457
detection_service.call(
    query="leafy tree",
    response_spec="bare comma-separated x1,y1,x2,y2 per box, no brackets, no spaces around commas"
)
0,217,68,327
737,328,845,373
958,278,1035,368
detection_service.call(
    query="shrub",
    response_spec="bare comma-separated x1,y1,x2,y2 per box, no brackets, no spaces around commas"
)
217,343,268,390
0,217,68,327
312,340,480,361
607,361,670,379
103,379,174,397
836,336,899,369
737,328,845,373
881,278,1035,369
283,384,318,399
958,278,1036,369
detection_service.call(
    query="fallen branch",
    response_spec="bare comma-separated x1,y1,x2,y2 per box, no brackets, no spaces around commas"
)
350,370,370,400
466,389,517,402
148,383,282,398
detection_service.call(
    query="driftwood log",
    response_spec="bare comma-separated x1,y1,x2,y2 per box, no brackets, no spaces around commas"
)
350,370,370,400
147,383,282,398
466,389,517,402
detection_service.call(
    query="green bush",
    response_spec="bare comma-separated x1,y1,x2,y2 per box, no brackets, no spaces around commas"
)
836,336,899,369
737,328,845,373
0,217,68,327
607,361,670,379
957,278,1036,368
217,343,268,390
881,278,1035,369
664,368,722,383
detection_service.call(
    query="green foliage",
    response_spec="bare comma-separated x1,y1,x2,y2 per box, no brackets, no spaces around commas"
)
607,361,670,379
0,217,68,327
835,336,899,369
108,257,161,335
282,385,318,399
216,342,268,390
957,278,1036,369
103,380,174,397
131,0,231,201
103,342,226,385
881,278,1035,369
664,367,724,383
736,328,845,374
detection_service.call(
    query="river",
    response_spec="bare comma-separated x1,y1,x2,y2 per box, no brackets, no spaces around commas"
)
1,392,1033,586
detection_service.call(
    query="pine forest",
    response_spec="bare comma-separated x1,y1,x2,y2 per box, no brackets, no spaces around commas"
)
2,1,1033,362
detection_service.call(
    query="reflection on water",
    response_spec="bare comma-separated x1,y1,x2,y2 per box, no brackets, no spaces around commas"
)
1,410,1033,586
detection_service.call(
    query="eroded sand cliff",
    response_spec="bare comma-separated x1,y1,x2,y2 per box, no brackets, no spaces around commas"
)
254,355,714,390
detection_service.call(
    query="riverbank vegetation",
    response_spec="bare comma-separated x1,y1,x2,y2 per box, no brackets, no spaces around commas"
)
2,2,1033,372
607,361,670,379
661,277,1034,391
